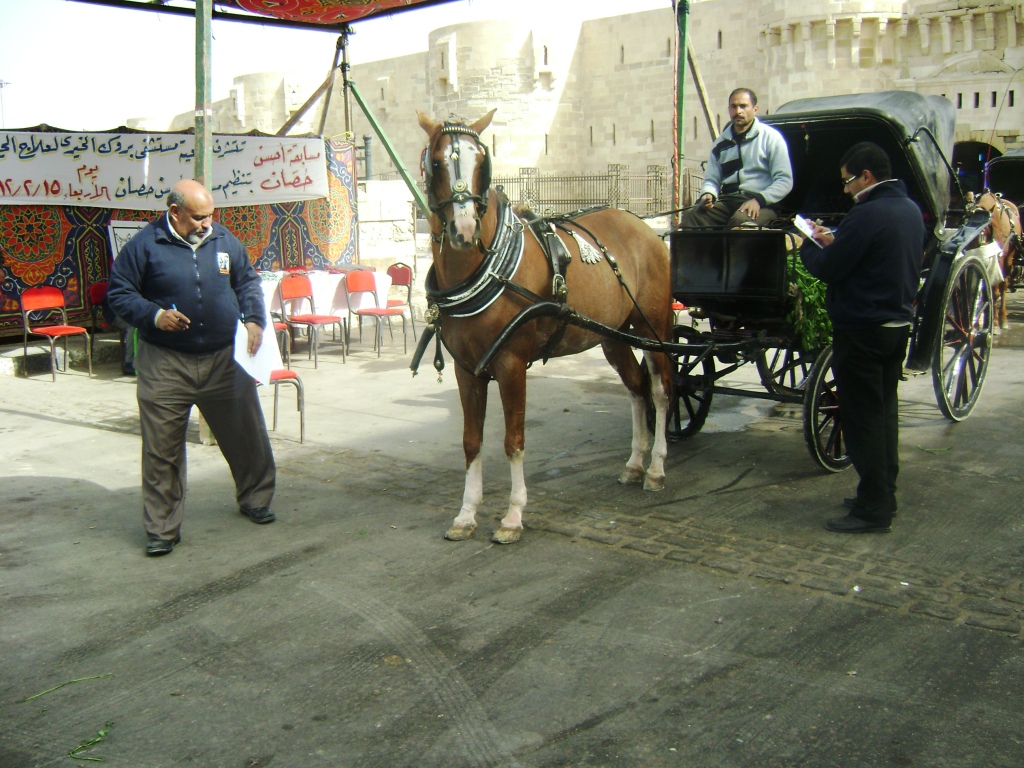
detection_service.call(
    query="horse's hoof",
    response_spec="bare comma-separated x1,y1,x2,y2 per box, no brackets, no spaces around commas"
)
618,467,645,485
445,524,476,541
491,526,522,544
643,474,666,492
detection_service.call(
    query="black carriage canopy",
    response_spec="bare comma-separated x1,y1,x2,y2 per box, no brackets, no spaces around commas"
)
985,148,1024,206
763,90,956,232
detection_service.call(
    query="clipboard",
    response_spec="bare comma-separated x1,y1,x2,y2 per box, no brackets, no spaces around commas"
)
793,214,824,247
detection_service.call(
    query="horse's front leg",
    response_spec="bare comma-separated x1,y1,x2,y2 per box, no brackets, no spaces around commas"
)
493,362,528,544
446,366,488,541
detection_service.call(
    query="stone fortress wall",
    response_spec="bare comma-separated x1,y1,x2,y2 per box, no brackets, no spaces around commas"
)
173,1,1024,183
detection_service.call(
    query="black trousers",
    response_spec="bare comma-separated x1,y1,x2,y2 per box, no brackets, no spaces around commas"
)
831,325,910,524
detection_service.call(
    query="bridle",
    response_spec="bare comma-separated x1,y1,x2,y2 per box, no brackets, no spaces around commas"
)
422,121,492,225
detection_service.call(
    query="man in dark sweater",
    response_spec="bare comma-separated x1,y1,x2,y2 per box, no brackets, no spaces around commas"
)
800,142,925,533
108,179,277,556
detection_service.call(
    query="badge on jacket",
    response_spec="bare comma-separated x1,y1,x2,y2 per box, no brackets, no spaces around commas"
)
218,252,230,275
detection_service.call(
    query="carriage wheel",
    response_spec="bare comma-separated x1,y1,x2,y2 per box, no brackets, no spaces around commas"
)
666,327,715,442
931,254,993,422
803,344,852,472
755,345,818,397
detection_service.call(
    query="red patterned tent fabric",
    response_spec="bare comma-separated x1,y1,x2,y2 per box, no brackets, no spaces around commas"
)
224,0,448,24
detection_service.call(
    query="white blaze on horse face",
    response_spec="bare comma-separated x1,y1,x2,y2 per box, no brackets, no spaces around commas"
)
445,140,484,247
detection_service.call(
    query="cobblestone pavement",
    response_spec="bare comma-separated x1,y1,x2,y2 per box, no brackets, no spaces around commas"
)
285,442,1023,638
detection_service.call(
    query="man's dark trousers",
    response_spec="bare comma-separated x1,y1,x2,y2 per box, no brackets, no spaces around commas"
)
831,325,910,524
135,341,276,540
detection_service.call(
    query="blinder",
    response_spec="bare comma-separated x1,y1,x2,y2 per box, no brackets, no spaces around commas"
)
422,122,492,221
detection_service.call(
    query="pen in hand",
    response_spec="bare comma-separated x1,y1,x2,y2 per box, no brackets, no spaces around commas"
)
167,303,190,330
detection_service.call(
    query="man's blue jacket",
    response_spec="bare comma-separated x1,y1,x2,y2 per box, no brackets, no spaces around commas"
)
107,214,266,354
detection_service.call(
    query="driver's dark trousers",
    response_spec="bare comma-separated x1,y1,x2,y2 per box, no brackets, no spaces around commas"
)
831,324,910,524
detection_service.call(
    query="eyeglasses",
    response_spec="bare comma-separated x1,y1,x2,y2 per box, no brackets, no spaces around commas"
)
842,173,860,187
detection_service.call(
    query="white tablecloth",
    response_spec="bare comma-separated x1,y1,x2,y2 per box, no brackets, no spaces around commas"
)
260,270,392,319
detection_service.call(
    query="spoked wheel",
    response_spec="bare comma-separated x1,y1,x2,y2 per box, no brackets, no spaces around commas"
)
931,254,994,421
803,344,852,472
755,345,819,397
667,327,715,442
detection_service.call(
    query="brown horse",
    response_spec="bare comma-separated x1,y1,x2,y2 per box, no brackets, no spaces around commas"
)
417,109,674,544
975,190,1022,329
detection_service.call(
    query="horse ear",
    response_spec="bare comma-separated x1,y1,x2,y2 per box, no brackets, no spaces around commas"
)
470,108,497,136
417,110,439,135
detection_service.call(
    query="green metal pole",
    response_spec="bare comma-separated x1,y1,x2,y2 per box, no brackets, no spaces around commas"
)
195,0,213,186
675,0,689,221
347,78,430,217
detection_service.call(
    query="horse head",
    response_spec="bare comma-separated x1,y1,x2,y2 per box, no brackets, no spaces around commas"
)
417,109,496,250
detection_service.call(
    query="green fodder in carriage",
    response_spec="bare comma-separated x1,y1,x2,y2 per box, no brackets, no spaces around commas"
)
785,249,831,352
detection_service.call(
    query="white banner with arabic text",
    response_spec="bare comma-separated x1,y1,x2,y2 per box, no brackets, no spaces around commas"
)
0,131,328,209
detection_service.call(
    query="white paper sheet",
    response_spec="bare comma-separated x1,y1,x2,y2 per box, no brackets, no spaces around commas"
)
793,214,825,248
233,309,283,385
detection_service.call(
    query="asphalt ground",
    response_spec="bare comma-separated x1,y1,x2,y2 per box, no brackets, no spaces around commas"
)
1,291,1022,767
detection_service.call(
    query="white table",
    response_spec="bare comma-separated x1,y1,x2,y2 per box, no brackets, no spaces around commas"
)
260,269,392,318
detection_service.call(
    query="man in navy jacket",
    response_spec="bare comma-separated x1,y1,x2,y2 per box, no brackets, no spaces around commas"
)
108,179,277,556
800,142,924,533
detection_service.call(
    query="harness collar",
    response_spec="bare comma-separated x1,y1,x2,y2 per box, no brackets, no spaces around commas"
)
425,196,524,317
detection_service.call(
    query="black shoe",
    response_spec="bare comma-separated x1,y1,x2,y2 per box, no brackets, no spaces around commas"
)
146,535,181,556
825,514,891,534
843,496,898,516
122,363,136,376
240,506,276,524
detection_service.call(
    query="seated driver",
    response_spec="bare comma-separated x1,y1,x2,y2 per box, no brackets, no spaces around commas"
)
681,87,793,229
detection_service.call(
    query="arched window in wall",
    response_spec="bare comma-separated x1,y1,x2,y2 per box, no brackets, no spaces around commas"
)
717,30,723,49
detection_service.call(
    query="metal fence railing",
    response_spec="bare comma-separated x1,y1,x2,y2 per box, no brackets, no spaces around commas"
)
492,165,669,216
395,163,709,218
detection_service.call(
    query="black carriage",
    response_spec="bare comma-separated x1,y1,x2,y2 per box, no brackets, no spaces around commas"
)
667,90,996,472
985,148,1024,207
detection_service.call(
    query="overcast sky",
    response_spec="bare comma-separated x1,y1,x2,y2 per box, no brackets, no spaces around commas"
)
0,0,669,131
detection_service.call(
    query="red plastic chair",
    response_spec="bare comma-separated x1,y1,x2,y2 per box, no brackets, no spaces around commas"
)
269,368,304,442
385,262,417,340
273,321,291,368
20,286,93,382
88,282,111,330
87,281,128,366
343,269,407,357
277,275,344,368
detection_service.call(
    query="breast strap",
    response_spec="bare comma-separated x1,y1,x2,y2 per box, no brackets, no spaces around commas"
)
424,197,524,317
